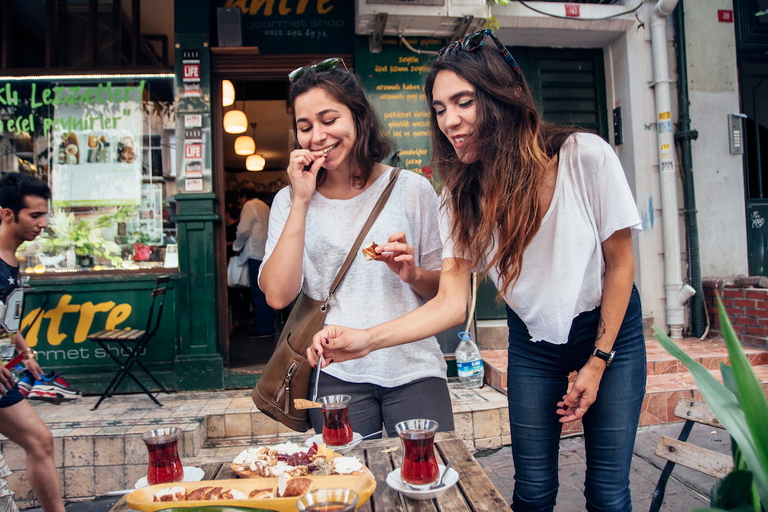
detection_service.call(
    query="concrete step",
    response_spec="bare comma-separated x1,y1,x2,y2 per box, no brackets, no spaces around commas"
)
480,336,768,436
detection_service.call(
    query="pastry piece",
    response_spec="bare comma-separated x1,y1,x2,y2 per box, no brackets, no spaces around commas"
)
248,488,275,499
220,489,248,500
277,473,312,498
362,241,379,261
152,486,186,502
186,486,224,501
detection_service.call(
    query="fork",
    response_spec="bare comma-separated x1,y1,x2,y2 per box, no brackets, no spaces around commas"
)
311,355,322,402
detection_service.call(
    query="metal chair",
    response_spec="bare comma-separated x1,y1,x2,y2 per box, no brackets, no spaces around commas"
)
87,275,171,410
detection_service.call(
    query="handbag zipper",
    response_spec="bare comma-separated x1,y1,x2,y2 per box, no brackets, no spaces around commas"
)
275,361,299,414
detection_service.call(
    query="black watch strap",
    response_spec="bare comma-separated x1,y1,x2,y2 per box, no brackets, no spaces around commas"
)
592,347,616,366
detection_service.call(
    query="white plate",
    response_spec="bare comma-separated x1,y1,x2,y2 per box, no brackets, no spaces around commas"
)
385,465,459,500
134,466,204,489
305,432,364,454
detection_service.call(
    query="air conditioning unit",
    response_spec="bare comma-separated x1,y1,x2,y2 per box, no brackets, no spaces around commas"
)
356,0,488,40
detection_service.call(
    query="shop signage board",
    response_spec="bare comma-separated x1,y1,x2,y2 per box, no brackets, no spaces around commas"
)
219,0,354,54
50,83,144,206
355,36,443,182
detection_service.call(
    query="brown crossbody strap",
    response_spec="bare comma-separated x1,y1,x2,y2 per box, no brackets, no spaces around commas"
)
325,167,402,300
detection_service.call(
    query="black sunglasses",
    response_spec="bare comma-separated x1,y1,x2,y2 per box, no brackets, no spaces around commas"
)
438,29,520,74
288,57,349,83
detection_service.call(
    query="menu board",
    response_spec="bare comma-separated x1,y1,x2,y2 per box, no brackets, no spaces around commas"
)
51,83,144,206
355,36,444,174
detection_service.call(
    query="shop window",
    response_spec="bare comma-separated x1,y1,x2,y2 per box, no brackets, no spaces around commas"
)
0,75,178,273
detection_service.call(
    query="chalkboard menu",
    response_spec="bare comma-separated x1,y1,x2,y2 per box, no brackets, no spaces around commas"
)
355,36,444,176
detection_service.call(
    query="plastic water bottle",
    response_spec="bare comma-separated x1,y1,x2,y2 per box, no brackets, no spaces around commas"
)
455,331,484,389
0,364,22,393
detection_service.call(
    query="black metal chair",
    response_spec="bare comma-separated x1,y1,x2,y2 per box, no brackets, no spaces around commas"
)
87,275,171,410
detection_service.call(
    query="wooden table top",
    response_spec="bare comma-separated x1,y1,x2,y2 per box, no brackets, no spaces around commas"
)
109,430,509,512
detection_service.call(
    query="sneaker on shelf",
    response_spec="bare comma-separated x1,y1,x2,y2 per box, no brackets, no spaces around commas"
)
16,370,36,398
27,371,81,403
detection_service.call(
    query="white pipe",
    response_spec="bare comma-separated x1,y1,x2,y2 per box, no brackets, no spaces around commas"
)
651,0,691,339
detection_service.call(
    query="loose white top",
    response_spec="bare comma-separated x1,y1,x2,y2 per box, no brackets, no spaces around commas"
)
260,167,447,386
233,198,270,262
440,133,642,344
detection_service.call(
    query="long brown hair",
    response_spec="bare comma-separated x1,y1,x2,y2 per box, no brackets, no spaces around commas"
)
288,66,394,188
424,44,577,298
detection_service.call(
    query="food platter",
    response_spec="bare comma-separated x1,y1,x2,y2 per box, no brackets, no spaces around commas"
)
229,442,370,479
126,475,376,512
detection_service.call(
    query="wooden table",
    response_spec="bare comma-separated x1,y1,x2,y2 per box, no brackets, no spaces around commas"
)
109,430,509,512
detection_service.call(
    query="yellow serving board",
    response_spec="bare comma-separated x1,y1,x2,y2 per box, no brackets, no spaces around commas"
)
125,475,375,512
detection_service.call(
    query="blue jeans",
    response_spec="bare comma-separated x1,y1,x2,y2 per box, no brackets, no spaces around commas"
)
506,285,646,512
248,258,274,335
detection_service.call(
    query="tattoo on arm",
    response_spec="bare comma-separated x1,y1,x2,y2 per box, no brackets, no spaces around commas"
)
596,317,606,342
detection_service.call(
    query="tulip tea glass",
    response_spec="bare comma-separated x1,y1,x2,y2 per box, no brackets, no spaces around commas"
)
319,394,354,447
142,427,184,485
296,488,359,512
395,419,439,488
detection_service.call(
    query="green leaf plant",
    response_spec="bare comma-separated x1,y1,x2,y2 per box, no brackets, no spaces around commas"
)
654,294,768,511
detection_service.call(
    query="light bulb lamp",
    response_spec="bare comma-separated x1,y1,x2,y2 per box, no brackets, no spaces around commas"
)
246,154,265,171
245,122,265,171
223,82,247,133
222,79,235,106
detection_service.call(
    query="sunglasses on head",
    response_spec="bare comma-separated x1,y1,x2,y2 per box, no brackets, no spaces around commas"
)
288,57,349,83
438,29,520,74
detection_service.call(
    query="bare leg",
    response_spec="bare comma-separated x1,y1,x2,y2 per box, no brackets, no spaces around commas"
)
0,401,64,512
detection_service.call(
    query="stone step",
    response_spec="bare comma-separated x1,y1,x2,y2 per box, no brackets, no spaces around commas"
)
481,336,768,396
480,337,768,437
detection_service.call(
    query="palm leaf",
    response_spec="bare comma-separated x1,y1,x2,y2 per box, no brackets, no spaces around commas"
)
653,326,768,506
716,294,768,474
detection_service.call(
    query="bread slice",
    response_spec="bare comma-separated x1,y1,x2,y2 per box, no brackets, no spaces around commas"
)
152,486,186,502
362,241,379,261
248,488,275,499
280,476,313,498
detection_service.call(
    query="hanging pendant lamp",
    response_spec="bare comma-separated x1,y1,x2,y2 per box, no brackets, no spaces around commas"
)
222,79,235,107
245,122,265,171
223,83,247,133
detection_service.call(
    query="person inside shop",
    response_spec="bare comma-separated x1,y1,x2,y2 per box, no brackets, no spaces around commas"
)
0,173,66,512
258,58,454,438
233,183,273,336
226,202,250,332
309,31,646,511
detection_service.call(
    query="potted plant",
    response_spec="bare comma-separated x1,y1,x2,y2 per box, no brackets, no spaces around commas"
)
128,231,162,261
32,208,132,268
655,295,768,511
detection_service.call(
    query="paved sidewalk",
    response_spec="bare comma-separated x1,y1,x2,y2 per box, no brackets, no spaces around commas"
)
475,422,726,511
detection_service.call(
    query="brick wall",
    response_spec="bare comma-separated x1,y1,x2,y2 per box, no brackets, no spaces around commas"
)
703,277,768,350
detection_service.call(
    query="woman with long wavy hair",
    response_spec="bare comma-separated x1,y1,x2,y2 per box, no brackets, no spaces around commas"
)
310,32,646,511
259,60,454,439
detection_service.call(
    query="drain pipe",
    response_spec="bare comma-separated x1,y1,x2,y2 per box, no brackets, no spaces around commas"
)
673,0,706,338
651,0,696,338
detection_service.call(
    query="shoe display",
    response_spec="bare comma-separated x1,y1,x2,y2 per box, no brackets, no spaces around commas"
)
27,371,81,403
16,370,35,397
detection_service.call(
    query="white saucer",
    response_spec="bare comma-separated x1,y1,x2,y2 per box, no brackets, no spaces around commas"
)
305,432,364,454
385,465,459,500
134,466,204,489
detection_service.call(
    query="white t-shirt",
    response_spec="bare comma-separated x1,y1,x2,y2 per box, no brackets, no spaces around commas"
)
259,167,447,386
233,198,270,261
440,133,642,344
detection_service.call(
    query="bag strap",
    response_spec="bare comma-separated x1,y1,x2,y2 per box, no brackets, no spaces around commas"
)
325,167,402,300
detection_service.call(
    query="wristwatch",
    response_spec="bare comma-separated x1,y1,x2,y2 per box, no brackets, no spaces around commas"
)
23,349,37,360
591,347,615,366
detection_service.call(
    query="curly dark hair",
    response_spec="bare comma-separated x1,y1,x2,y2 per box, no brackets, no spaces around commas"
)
424,43,577,298
288,65,394,188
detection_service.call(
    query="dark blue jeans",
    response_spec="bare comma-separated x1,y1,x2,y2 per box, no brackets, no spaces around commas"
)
248,258,274,335
506,285,646,512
